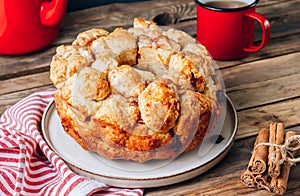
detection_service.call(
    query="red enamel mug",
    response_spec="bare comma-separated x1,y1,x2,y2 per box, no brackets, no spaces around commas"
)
0,0,68,55
195,0,270,60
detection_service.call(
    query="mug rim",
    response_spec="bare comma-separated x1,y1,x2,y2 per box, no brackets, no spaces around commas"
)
194,0,259,12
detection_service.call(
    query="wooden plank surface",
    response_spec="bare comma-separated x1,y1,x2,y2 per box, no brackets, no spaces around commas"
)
223,52,300,90
0,72,51,95
0,0,300,195
0,85,53,115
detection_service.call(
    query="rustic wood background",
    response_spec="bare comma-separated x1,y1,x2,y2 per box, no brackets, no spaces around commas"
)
0,0,299,195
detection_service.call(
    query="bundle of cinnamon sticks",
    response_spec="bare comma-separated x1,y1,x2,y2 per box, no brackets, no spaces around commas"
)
241,122,298,195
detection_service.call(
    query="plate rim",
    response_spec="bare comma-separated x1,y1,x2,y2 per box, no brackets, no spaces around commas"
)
41,95,238,185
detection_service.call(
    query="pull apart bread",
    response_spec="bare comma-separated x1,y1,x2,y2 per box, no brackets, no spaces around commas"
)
50,18,224,162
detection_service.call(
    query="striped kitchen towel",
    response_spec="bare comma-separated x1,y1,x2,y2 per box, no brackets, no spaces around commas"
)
0,89,143,196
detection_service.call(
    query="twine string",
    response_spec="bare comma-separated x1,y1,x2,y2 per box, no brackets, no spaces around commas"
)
255,135,300,165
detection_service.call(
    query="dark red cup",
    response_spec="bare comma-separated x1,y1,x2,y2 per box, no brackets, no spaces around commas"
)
194,0,270,60
0,0,68,55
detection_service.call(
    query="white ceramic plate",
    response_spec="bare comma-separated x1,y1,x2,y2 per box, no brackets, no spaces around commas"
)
42,95,237,188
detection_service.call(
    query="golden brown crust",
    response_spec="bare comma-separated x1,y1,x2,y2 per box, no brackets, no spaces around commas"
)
54,91,88,150
108,65,148,98
138,79,180,133
72,29,110,46
169,53,206,92
105,28,137,66
185,92,213,151
49,45,94,88
50,18,222,162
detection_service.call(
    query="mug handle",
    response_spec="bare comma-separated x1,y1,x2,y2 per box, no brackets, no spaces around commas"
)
40,0,68,27
243,12,271,53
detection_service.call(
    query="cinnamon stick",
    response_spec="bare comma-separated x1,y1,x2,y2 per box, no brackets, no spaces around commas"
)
269,177,279,193
254,174,270,191
268,122,276,175
273,131,296,195
247,128,270,174
269,122,285,177
241,123,299,195
240,170,256,188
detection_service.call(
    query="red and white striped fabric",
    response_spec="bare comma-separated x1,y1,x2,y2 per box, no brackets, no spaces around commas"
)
0,89,143,196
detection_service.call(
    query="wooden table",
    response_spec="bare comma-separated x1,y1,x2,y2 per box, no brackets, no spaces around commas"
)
1,0,299,195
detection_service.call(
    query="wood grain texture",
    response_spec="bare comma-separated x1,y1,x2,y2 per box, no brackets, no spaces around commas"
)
0,0,300,195
222,52,300,89
0,85,53,115
236,98,300,138
0,72,51,95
